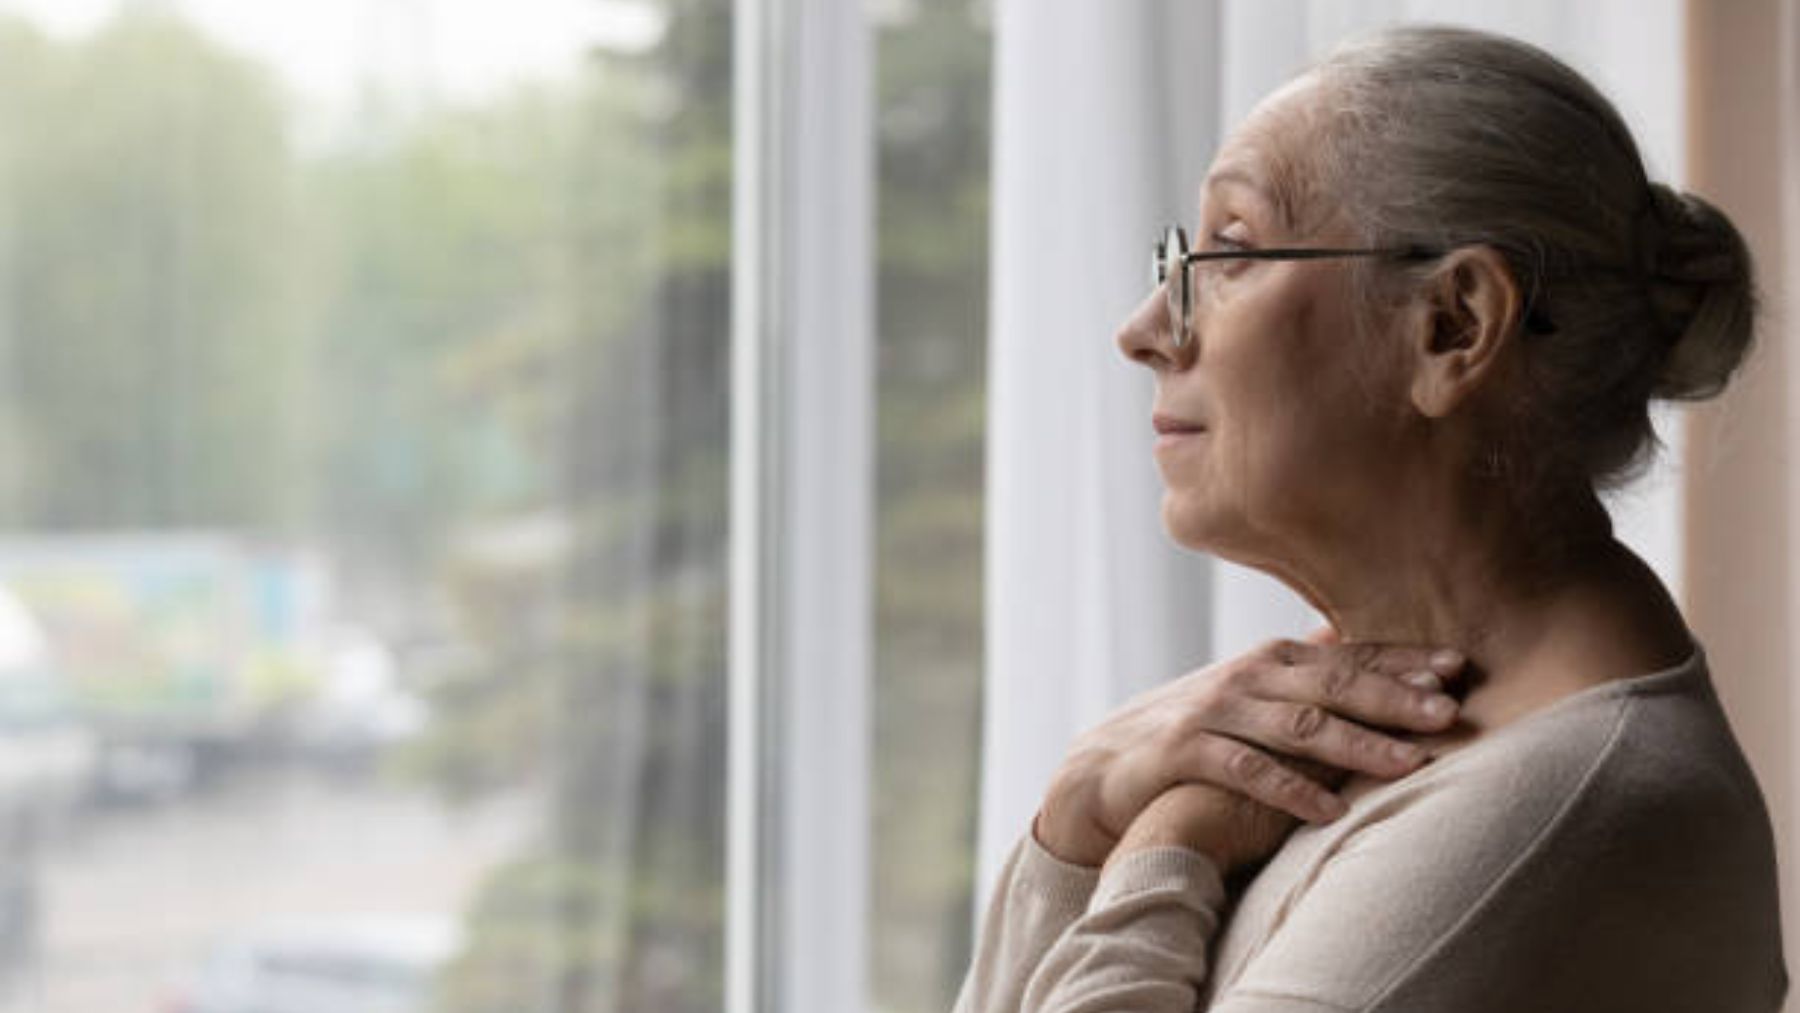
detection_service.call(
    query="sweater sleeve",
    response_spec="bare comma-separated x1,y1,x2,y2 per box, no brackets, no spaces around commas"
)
951,815,1105,1013
1017,845,1229,1012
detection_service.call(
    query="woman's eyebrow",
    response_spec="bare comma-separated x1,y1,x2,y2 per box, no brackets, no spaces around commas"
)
1201,165,1299,233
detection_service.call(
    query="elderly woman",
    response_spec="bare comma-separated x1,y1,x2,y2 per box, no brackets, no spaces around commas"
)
953,25,1786,1013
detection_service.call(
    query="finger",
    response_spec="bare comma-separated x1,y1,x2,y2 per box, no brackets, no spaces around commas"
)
1325,640,1466,679
1171,735,1347,824
1251,653,1461,734
1252,637,1464,682
1400,670,1444,692
1230,697,1432,779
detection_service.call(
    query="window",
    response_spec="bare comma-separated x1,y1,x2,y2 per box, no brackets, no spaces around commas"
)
0,1,1005,1008
0,1,733,1010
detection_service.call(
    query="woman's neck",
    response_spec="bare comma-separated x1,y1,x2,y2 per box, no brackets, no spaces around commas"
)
1272,486,1691,734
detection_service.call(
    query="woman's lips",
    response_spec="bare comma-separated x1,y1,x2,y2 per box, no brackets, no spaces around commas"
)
1152,413,1206,449
1152,412,1205,435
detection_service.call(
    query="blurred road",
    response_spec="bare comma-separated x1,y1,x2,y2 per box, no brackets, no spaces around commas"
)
0,763,537,1013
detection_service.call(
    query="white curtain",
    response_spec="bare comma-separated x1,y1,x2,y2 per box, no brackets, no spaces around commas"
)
978,0,1688,916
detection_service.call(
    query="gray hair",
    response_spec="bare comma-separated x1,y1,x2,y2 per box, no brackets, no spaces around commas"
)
1306,25,1756,499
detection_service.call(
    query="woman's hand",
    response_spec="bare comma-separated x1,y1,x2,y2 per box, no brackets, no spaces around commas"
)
1103,778,1312,878
1035,630,1463,868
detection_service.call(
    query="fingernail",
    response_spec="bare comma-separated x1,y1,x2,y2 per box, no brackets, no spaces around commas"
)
1390,741,1426,765
1320,795,1349,820
1423,695,1457,721
1401,671,1442,691
1428,649,1464,674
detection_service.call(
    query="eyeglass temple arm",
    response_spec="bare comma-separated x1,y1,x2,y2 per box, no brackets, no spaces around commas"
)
1178,245,1441,264
1171,245,1557,332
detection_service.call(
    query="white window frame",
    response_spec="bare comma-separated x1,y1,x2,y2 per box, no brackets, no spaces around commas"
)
728,1,873,1011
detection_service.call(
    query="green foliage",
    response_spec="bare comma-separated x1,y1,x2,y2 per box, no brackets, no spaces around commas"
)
871,2,991,1008
0,9,310,529
306,72,664,582
435,836,723,1013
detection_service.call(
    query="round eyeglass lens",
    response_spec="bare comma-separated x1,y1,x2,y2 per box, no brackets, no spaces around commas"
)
1162,226,1189,345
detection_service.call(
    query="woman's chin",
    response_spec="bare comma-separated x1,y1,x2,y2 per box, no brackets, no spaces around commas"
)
1159,493,1227,552
1159,492,1269,565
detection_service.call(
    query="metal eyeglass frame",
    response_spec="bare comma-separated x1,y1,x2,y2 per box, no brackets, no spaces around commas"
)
1152,224,1442,349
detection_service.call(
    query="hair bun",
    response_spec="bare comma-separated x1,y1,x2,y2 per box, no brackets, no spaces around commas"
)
1640,182,1757,401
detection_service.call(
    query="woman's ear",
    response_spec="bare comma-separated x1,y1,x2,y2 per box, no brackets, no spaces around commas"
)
1407,246,1524,418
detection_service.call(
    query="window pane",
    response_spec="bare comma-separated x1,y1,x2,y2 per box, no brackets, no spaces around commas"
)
870,1,991,1010
0,1,730,1010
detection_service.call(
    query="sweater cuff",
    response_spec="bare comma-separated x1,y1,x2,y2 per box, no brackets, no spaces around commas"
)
1019,814,1103,913
1090,845,1227,914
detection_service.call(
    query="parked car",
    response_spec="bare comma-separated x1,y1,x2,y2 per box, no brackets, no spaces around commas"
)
157,913,462,1013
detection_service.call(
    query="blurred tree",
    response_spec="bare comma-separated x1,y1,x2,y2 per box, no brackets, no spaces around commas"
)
421,1,734,1009
0,9,312,531
871,2,991,1009
416,0,994,1009
305,76,656,612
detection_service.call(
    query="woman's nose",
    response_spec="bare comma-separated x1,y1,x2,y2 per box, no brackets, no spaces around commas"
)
1114,286,1192,371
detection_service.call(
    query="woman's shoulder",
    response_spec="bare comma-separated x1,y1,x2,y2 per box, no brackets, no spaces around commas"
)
1331,645,1706,813
1371,645,1787,1008
1351,642,1782,938
1319,641,1778,904
1421,643,1763,815
1215,646,1786,1010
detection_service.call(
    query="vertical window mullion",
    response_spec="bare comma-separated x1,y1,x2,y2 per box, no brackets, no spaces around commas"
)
730,0,873,1011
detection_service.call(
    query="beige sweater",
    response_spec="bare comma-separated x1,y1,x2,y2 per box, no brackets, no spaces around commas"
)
953,645,1788,1012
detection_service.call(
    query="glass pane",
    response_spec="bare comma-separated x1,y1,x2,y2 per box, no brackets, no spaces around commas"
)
869,1,991,1010
0,1,730,1010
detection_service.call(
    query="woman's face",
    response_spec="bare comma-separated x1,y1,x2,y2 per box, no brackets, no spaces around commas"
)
1116,77,1412,568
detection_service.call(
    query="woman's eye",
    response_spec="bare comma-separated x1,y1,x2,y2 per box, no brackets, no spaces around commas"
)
1208,231,1252,252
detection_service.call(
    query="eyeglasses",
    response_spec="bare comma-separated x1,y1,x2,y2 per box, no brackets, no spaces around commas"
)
1152,225,1440,348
